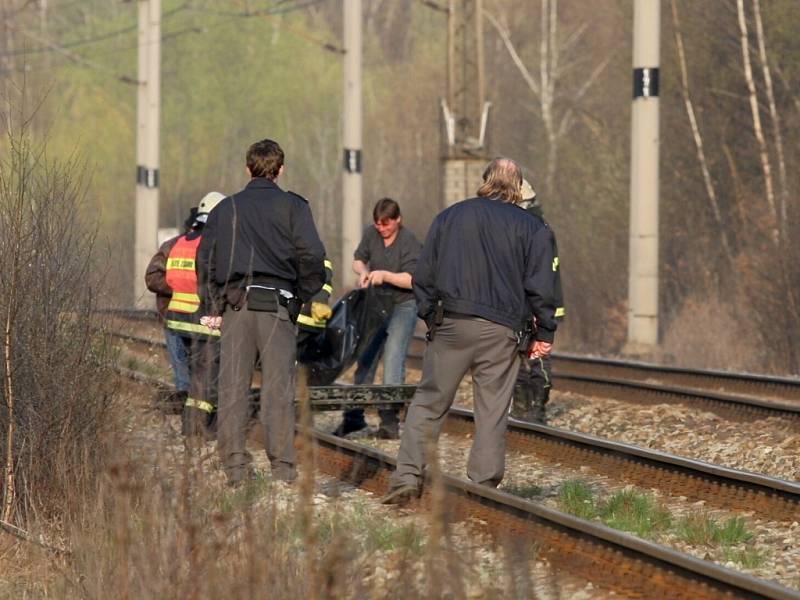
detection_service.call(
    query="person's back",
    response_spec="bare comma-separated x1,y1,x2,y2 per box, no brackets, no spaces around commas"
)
384,158,558,505
199,138,326,487
418,196,555,333
208,185,321,295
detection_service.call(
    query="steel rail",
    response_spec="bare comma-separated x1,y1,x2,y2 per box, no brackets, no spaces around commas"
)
104,323,799,417
107,330,800,507
416,330,798,393
116,363,800,598
450,407,800,521
312,430,800,600
103,309,800,394
554,351,800,392
553,373,800,419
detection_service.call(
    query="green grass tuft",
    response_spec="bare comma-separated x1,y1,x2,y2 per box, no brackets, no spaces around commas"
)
557,480,597,520
316,501,426,554
675,513,754,547
675,513,719,545
597,490,672,538
723,546,767,569
217,472,272,514
714,516,753,546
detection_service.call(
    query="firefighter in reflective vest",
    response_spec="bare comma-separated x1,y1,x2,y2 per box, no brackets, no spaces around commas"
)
296,257,334,349
165,191,226,438
510,179,565,424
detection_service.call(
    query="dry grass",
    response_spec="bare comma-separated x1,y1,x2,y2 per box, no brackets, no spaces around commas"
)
37,423,546,598
0,376,557,599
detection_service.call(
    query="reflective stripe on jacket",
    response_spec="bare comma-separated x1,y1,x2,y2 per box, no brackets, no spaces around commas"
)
165,233,219,337
297,258,334,330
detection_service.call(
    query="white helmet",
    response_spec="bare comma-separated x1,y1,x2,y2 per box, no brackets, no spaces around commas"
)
520,179,536,202
195,191,226,223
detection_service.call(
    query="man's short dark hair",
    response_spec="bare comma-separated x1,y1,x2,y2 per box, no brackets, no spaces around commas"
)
373,197,401,222
247,139,284,179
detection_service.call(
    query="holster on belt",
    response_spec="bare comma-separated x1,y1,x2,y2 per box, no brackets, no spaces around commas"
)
516,319,535,355
425,298,444,342
245,285,301,324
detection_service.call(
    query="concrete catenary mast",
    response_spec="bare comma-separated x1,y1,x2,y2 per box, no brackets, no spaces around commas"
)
441,0,491,208
627,0,660,349
133,0,161,308
341,0,363,289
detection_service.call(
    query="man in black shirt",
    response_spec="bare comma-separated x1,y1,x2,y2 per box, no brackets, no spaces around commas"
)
382,158,558,505
199,139,326,486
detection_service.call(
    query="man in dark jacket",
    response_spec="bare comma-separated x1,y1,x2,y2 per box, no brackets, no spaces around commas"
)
383,158,558,505
510,179,565,424
198,138,326,486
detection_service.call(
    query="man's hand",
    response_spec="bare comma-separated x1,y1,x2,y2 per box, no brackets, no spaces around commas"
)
200,315,222,331
367,270,387,286
310,302,332,321
528,340,552,359
358,271,371,288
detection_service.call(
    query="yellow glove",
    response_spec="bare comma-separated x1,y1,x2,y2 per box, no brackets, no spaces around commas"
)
311,302,332,321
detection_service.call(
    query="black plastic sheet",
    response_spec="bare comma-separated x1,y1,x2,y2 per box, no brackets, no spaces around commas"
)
297,287,393,386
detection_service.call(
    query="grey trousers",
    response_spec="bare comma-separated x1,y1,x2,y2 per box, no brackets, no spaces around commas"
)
391,316,520,489
217,305,297,482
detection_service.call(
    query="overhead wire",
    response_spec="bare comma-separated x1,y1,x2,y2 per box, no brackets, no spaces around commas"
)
212,0,344,54
0,3,190,58
2,0,336,84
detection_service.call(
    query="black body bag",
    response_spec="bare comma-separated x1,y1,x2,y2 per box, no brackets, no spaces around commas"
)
298,287,393,386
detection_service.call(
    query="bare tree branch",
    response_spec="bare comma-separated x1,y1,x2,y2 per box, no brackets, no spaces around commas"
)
483,9,540,96
752,0,789,242
736,0,778,244
670,0,732,262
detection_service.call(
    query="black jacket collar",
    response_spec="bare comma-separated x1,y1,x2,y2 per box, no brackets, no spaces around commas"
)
245,177,281,191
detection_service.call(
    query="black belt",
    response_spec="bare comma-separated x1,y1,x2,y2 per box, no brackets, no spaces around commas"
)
443,310,475,320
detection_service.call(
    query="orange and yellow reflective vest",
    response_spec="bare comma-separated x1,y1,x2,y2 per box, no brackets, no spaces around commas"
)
165,234,219,337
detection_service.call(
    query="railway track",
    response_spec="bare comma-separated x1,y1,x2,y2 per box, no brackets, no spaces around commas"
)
103,308,800,409
553,352,800,406
110,319,800,420
456,409,800,522
315,433,799,600
115,364,800,599
408,334,800,421
106,327,800,516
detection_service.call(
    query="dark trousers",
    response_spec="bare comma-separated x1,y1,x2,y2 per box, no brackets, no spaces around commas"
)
390,316,520,489
187,336,220,411
216,305,297,482
515,355,552,390
343,299,418,428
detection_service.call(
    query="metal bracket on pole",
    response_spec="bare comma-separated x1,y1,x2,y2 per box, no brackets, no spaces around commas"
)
136,166,160,188
633,67,660,99
343,148,362,174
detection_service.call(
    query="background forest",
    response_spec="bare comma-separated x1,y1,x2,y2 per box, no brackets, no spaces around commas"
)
1,0,798,375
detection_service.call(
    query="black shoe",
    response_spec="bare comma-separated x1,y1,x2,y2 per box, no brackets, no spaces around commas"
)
332,418,368,437
380,484,419,506
510,383,534,421
530,386,550,424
